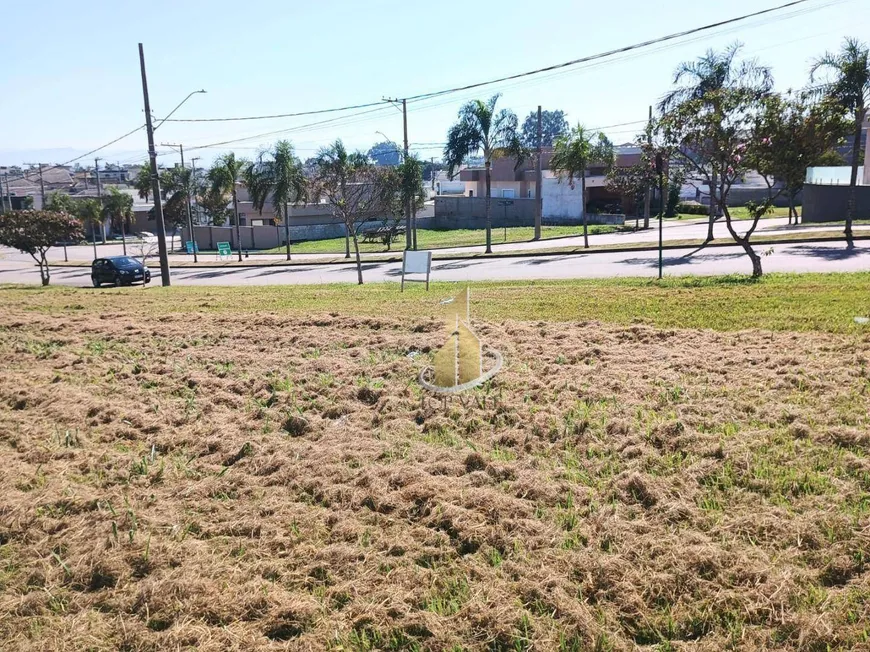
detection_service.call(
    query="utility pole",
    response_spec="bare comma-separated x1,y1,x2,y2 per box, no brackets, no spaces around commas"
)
161,142,197,263
384,96,413,249
37,163,46,210
0,173,7,213
95,157,107,249
644,105,652,230
534,105,543,240
431,157,436,192
139,43,171,287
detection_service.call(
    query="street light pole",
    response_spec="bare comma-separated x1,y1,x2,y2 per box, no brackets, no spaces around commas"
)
139,43,171,286
94,158,105,253
191,156,201,259
656,153,664,280
383,97,413,250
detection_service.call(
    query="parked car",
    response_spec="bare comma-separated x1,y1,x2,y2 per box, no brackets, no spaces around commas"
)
137,231,157,240
91,256,151,287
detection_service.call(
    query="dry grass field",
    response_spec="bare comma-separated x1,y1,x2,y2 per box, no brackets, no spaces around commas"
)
1,276,869,651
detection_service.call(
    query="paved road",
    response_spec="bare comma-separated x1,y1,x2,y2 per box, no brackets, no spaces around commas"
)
3,240,869,287
2,218,864,266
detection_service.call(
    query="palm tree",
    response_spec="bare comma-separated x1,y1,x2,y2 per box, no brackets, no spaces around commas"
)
550,125,614,248
444,94,524,254
314,140,368,259
244,140,307,261
160,166,195,257
811,37,870,238
208,153,249,262
133,163,153,202
102,186,133,255
660,42,772,241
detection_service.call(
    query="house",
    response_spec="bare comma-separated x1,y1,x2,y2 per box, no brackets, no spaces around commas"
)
457,145,641,217
2,167,74,209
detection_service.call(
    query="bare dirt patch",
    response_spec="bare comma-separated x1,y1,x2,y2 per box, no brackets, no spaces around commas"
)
0,305,869,650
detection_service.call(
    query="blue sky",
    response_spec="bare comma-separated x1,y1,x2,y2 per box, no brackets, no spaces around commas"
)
0,0,866,168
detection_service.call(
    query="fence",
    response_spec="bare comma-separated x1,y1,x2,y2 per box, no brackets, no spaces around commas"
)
433,197,623,228
802,183,870,223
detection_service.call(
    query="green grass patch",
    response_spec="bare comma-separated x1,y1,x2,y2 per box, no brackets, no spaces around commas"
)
5,272,870,333
261,224,621,254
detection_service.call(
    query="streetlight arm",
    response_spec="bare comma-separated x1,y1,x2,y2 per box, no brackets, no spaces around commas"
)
154,90,207,131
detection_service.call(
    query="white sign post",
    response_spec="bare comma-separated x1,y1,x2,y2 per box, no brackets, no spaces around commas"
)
401,250,432,291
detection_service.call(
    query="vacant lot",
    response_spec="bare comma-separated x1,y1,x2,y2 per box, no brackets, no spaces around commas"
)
1,277,869,650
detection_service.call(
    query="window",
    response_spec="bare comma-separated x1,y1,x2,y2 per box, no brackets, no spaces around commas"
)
502,189,516,199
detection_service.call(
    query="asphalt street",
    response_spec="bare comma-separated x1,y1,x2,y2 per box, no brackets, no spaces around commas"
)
2,218,866,266
2,240,869,287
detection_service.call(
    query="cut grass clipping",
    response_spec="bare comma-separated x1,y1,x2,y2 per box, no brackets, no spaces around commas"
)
0,275,868,649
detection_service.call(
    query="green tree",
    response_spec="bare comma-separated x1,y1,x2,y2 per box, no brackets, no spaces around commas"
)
244,140,307,260
660,42,773,242
810,37,870,237
750,93,847,223
520,109,569,148
312,139,368,259
0,210,82,285
550,125,614,248
313,140,398,284
133,163,154,202
660,85,769,277
102,187,133,255
159,166,192,228
208,153,249,261
47,193,102,242
367,141,401,166
444,94,525,253
199,190,230,226
398,154,426,249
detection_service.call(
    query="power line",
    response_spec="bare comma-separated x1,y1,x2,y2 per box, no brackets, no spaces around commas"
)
401,0,828,103
3,125,146,184
162,99,388,124
155,0,834,127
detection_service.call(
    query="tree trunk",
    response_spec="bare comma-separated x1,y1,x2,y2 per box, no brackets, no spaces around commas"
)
738,238,763,278
706,168,717,242
846,109,863,239
643,185,651,230
284,201,291,261
351,228,363,285
484,160,492,254
39,253,50,286
233,189,242,262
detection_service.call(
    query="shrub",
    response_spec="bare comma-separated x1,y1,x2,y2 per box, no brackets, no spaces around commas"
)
676,202,709,216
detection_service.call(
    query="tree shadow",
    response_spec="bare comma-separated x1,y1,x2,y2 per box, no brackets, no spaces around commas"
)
620,252,746,268
175,267,254,280
253,266,321,277
511,255,582,266
432,260,490,271
787,243,868,261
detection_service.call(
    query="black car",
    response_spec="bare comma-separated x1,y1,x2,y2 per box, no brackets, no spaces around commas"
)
91,256,151,287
